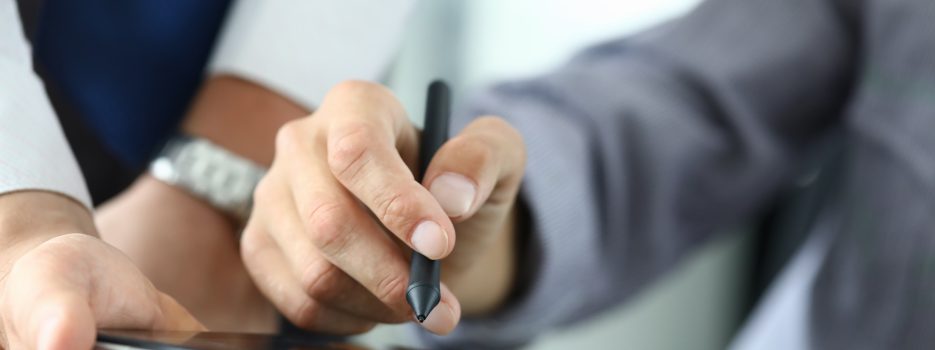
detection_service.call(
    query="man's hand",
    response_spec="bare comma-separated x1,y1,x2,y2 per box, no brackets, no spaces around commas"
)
241,81,526,335
97,175,278,333
0,191,203,350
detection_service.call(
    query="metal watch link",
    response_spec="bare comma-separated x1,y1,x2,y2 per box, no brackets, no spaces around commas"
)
149,135,266,222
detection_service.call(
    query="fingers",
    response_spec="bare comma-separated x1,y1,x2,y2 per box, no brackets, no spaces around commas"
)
254,137,417,321
1,234,204,350
240,223,378,335
242,220,461,335
289,157,417,311
425,116,526,221
320,82,456,260
245,81,480,336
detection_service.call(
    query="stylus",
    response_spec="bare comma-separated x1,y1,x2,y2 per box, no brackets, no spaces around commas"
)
406,80,450,323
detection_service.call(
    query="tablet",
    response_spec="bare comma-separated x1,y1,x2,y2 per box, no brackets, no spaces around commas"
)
95,330,379,350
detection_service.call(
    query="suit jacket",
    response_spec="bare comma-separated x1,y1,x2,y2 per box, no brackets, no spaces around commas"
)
427,0,935,348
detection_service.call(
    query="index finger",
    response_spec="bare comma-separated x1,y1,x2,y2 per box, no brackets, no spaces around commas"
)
320,81,456,260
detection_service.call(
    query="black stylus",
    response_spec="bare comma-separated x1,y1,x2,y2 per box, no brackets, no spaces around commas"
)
407,80,450,323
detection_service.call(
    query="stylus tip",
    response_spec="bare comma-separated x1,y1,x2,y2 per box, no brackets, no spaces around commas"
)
407,284,440,324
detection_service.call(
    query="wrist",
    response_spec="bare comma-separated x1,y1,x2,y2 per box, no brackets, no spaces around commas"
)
127,174,235,230
166,76,306,222
0,191,97,283
0,190,96,245
148,135,265,224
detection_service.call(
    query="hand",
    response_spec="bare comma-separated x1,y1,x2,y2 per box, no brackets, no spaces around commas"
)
0,191,203,350
241,81,526,335
96,175,278,332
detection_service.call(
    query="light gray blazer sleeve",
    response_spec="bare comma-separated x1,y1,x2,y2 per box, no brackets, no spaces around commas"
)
422,0,856,347
810,0,935,348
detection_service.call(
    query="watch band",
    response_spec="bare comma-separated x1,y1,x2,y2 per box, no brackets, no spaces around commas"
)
149,135,266,222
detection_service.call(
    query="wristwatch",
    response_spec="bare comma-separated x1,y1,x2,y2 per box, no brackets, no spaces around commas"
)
149,135,266,223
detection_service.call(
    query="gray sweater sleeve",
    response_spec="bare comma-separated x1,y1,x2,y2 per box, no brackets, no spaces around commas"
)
420,0,857,347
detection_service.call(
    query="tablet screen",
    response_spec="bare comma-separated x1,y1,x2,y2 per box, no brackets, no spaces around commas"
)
95,330,382,350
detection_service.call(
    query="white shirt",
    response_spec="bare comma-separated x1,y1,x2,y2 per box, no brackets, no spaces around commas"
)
0,0,413,209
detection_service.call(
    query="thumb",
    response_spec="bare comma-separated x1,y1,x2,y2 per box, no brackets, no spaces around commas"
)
26,293,95,350
2,234,204,350
423,116,525,222
422,116,525,269
22,290,204,350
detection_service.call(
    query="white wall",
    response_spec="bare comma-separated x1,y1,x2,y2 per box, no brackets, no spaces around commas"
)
388,0,702,125
459,0,702,88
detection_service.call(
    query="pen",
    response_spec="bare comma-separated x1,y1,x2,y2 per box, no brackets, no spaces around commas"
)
407,80,450,323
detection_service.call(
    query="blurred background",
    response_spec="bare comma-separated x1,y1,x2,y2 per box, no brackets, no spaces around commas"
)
352,0,770,348
11,0,831,348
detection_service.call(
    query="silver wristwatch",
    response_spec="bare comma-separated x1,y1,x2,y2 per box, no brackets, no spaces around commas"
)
149,135,266,222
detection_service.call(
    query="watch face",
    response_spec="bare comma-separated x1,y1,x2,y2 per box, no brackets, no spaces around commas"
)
150,158,180,183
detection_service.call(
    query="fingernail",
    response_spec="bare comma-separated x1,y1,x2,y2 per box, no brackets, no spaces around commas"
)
419,303,457,335
411,220,448,259
429,173,476,217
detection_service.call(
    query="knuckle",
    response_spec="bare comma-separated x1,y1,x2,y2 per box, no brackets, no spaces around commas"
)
450,135,496,168
375,190,418,233
304,201,352,253
373,273,407,307
327,123,374,180
238,227,262,261
476,115,524,145
328,80,393,104
292,298,323,329
326,81,407,123
331,80,385,96
473,115,527,171
238,224,275,271
251,175,275,205
274,119,307,154
300,261,341,301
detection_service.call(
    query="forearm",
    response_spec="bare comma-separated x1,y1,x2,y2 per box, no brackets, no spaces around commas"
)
182,75,309,166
